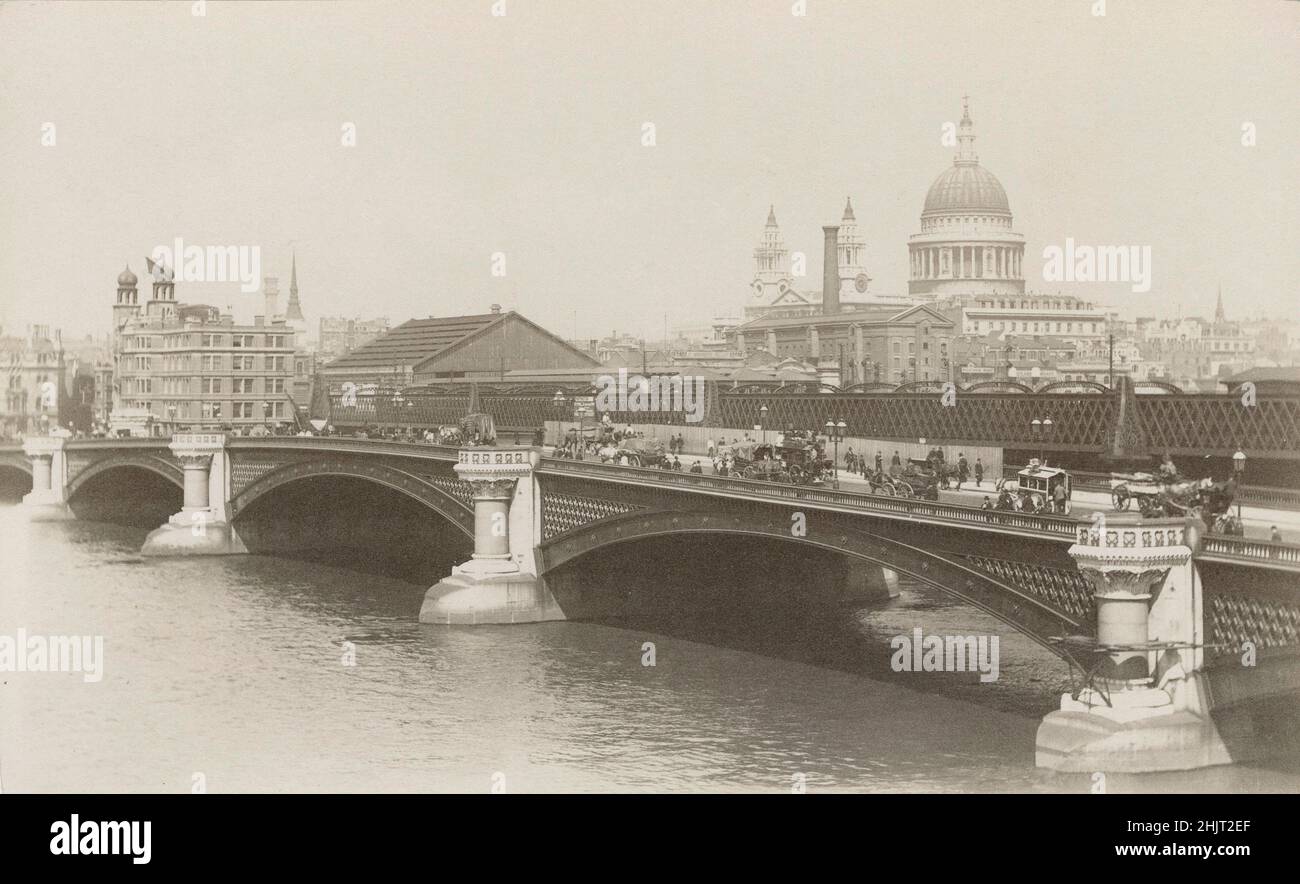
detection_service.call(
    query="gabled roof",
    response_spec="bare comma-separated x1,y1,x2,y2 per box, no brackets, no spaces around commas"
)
326,312,506,370
412,310,599,372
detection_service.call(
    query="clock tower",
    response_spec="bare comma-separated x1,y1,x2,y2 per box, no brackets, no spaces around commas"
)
837,197,869,299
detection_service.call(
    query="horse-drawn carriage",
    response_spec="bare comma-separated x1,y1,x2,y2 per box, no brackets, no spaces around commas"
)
1111,470,1240,533
613,435,667,468
996,461,1072,514
437,412,496,446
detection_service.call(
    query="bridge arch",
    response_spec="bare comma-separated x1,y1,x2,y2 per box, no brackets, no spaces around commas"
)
538,508,1090,661
1034,380,1110,395
0,452,32,476
964,380,1035,394
231,458,475,538
66,454,184,499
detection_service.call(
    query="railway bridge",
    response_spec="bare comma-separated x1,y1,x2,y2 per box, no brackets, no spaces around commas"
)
3,433,1299,774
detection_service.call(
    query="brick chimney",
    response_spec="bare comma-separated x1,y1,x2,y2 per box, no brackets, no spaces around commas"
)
822,226,840,315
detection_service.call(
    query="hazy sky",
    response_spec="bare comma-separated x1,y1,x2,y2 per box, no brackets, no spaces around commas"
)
2,0,1297,343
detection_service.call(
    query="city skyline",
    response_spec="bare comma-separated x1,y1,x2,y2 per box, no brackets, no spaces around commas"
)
2,0,1297,342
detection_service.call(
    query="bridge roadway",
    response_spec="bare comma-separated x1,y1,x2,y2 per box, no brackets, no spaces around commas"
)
2,437,1296,573
215,436,1299,571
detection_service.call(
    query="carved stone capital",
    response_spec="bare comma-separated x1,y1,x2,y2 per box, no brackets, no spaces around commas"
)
463,477,517,501
175,452,214,470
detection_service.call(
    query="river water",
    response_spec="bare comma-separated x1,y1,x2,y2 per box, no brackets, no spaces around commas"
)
2,503,1297,794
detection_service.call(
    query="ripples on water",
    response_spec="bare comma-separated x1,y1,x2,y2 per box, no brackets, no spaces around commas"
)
1,505,1296,793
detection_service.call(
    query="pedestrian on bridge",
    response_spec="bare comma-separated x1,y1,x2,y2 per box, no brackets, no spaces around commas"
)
974,458,984,488
1271,526,1283,544
957,453,969,491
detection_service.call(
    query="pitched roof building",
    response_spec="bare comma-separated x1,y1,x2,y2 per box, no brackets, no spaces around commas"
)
321,306,600,388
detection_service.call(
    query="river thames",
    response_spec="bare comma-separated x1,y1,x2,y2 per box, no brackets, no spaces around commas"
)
2,504,1297,794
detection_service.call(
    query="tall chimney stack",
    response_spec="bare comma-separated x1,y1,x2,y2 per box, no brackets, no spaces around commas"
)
263,276,280,323
822,226,840,316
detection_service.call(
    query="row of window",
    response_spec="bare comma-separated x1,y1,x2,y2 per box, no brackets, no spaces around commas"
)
130,333,291,350
131,377,286,395
967,320,1101,334
125,355,289,372
122,401,287,420
974,299,1095,311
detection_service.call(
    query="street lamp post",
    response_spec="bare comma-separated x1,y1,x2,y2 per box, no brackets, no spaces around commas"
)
259,400,268,433
1233,448,1246,524
167,403,177,433
553,390,566,451
1030,416,1053,463
825,418,846,489
759,404,769,444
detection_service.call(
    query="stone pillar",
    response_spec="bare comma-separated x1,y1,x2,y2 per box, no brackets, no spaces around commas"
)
22,435,73,520
141,433,247,556
1036,514,1244,772
766,329,778,355
420,446,563,625
809,327,820,359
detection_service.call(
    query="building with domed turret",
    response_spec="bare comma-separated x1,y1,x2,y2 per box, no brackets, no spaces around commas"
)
908,97,1025,298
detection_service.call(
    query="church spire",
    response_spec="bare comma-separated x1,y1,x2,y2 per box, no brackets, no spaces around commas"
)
955,95,978,166
284,250,305,323
1214,285,1225,322
765,204,778,227
842,196,855,222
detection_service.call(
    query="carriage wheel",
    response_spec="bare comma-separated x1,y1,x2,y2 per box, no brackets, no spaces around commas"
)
898,484,914,498
788,465,806,484
1111,488,1130,511
627,454,641,467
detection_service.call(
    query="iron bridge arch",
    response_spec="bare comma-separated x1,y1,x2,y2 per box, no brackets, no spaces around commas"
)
66,454,184,499
231,459,475,538
538,508,1091,662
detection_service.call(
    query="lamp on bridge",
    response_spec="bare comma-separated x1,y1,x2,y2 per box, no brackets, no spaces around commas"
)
825,419,846,489
1233,448,1246,522
167,403,177,431
759,404,768,444
552,390,566,450
1031,416,1053,464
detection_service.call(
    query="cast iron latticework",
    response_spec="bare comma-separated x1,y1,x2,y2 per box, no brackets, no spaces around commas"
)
1205,592,1300,662
322,388,1300,457
963,554,1096,627
717,392,1118,448
423,473,474,509
541,489,645,540
1136,395,1299,455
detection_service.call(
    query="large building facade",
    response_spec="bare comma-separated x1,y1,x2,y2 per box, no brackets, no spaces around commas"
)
110,265,297,434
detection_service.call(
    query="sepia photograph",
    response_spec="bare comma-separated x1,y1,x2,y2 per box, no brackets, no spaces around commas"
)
1,0,1297,865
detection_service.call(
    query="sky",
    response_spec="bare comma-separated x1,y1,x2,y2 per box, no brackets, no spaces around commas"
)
1,0,1297,343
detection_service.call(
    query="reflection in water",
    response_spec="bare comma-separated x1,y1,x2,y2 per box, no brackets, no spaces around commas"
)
1,505,1296,793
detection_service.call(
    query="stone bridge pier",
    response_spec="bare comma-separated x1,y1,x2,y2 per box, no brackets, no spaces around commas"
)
1036,514,1240,772
141,433,247,556
419,447,563,625
21,435,74,520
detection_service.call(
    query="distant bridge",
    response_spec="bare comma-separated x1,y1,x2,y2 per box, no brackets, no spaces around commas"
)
318,381,1300,462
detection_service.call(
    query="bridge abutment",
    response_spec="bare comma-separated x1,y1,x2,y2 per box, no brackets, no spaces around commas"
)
21,436,74,520
141,434,248,556
1036,515,1249,772
420,447,564,625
